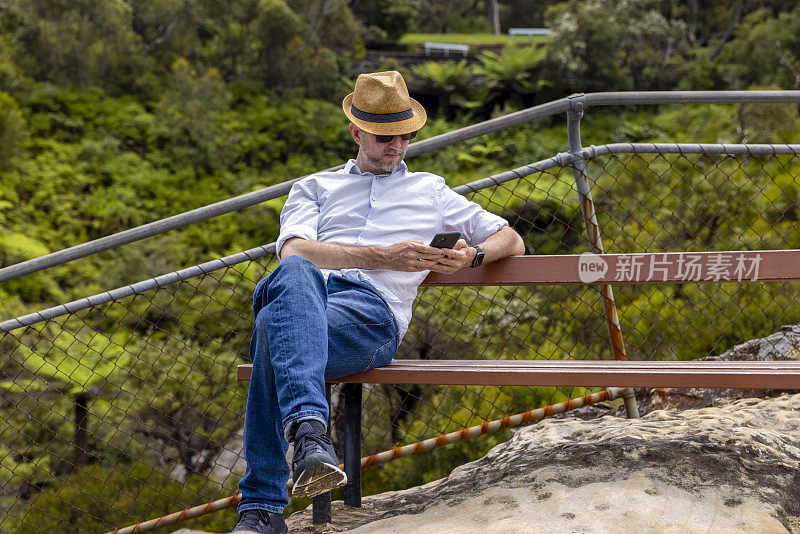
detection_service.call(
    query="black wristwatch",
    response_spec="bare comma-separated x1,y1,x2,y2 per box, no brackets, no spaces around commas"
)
470,245,484,268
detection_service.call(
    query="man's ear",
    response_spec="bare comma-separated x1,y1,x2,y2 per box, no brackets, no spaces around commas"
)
349,123,362,146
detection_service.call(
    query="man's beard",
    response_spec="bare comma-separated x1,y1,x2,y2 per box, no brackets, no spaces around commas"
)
366,149,405,173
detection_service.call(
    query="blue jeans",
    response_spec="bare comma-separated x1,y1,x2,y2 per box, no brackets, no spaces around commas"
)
238,255,400,513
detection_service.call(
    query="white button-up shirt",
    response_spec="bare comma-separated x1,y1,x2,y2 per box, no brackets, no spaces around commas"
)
276,159,508,338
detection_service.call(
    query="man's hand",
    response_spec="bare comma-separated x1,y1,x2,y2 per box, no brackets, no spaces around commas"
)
383,240,446,272
427,239,473,274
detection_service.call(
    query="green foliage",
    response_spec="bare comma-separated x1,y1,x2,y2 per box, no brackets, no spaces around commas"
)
545,0,690,92
0,232,48,264
353,0,416,46
0,0,363,98
498,0,549,29
409,0,493,34
0,38,24,93
153,59,232,172
0,91,27,170
5,461,239,533
410,61,474,117
410,44,549,121
476,44,548,95
475,43,549,108
0,232,64,303
0,0,146,91
713,7,800,89
13,329,129,395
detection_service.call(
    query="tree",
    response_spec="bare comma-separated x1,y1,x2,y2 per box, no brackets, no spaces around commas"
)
153,58,232,173
0,0,146,92
486,0,500,34
712,7,800,90
498,0,549,29
0,91,27,171
410,0,493,33
544,0,690,92
349,0,416,46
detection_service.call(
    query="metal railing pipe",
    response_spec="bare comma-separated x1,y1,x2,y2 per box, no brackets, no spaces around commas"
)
405,97,571,157
584,90,800,107
0,244,275,333
584,143,800,158
0,180,308,284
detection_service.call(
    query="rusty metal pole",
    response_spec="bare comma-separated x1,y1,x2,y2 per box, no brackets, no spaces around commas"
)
566,94,639,419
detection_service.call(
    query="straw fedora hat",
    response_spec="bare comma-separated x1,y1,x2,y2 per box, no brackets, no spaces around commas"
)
342,71,427,136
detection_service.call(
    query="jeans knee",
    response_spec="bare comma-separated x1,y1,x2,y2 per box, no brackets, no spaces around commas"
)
271,255,323,285
253,255,325,312
277,254,316,269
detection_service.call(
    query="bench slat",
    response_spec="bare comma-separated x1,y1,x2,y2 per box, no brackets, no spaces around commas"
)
421,250,800,286
237,360,800,389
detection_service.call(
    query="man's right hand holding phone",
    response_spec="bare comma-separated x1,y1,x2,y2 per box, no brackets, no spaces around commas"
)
424,232,472,274
427,238,471,274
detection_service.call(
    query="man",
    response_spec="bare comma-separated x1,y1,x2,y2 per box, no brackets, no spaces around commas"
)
233,71,525,534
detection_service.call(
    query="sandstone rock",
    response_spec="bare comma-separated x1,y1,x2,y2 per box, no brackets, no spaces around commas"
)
284,393,800,533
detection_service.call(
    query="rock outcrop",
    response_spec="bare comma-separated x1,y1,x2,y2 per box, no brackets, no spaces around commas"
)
282,393,800,533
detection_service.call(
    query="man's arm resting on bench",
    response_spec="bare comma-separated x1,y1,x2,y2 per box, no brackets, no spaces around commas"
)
280,237,446,272
463,224,526,265
280,226,524,273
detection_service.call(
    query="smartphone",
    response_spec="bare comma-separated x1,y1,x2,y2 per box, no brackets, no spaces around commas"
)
429,232,461,249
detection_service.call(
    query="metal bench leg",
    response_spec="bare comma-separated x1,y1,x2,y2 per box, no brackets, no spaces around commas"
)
343,383,362,507
312,384,332,524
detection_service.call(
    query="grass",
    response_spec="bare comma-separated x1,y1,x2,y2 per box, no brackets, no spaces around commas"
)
400,33,547,46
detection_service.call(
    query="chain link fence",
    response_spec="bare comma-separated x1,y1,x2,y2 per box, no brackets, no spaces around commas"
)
2,144,800,532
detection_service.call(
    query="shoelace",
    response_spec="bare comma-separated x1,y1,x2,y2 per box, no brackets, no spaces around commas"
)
293,429,333,461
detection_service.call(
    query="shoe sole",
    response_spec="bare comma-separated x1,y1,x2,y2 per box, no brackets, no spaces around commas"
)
292,460,348,499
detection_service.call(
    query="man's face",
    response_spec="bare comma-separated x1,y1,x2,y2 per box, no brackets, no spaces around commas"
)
351,125,410,174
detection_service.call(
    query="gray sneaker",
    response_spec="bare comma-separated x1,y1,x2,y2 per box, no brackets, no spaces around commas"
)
232,509,287,534
290,420,347,498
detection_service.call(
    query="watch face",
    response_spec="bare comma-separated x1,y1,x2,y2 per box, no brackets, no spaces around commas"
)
471,247,484,268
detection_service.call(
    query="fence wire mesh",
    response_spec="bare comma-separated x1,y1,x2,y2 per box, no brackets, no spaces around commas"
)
2,148,800,532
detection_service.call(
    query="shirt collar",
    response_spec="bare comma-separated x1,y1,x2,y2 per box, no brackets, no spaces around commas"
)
344,159,408,177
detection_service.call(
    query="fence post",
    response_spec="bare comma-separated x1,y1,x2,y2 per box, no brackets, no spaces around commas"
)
566,93,640,419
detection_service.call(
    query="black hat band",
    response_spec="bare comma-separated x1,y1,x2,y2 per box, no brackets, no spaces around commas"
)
351,105,413,123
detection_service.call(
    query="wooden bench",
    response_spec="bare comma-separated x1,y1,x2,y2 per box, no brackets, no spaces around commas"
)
508,27,552,42
423,42,470,57
237,251,800,520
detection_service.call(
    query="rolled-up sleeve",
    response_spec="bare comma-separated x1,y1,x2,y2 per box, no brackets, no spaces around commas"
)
276,179,320,258
436,177,508,244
